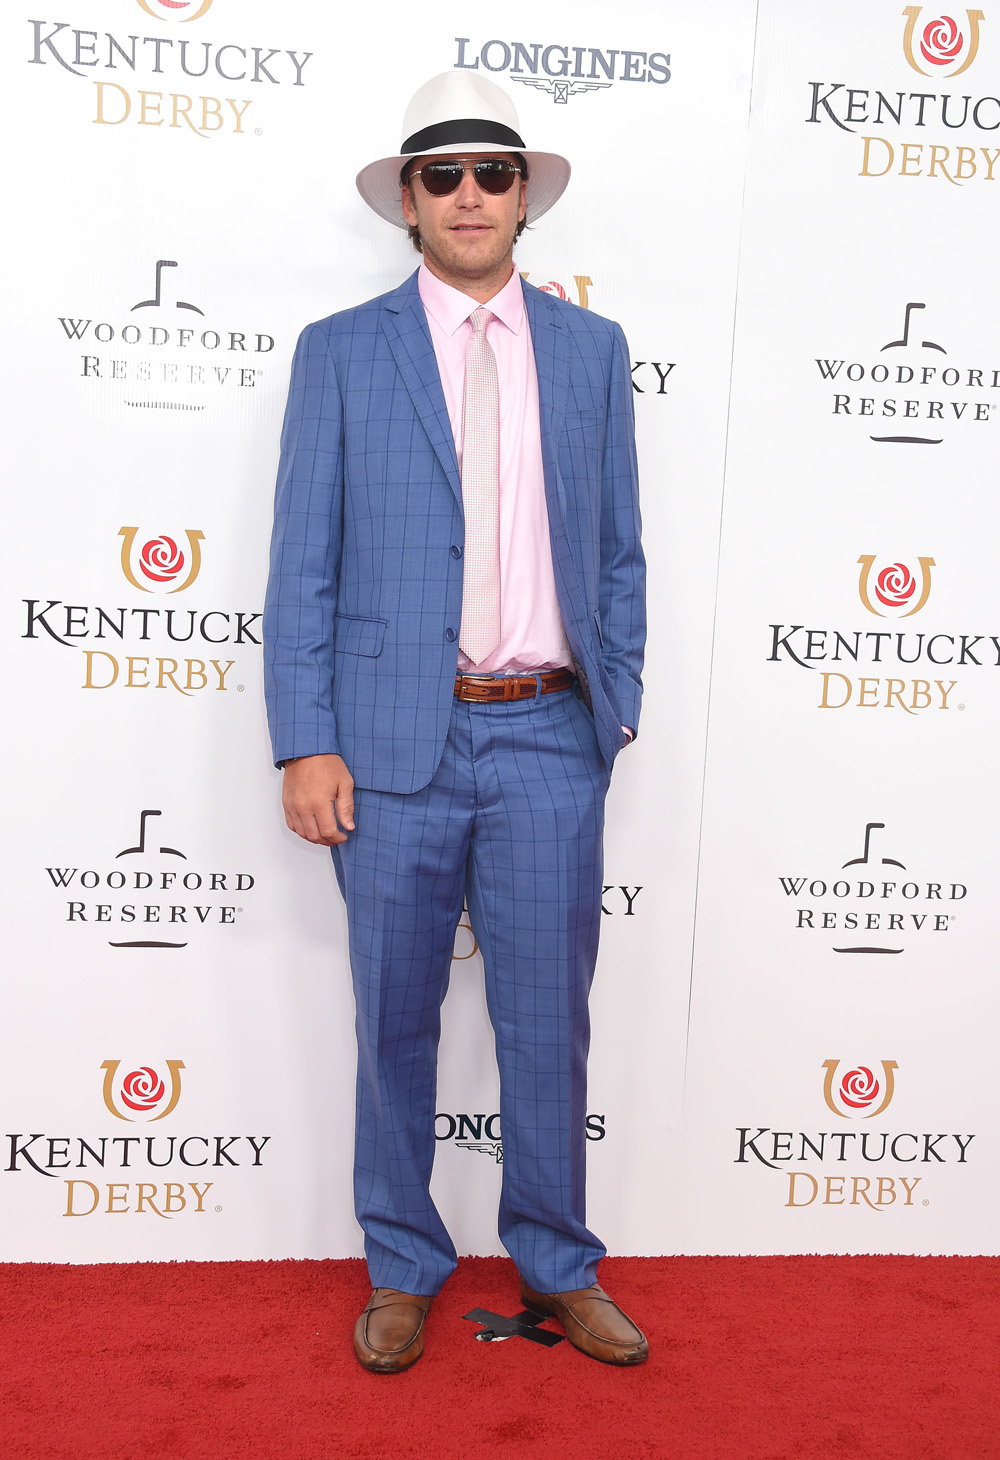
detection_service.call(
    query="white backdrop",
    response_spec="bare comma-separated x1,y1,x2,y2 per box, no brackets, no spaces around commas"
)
2,0,995,1261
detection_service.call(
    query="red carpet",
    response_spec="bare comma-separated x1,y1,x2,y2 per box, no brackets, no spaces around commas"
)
2,1256,997,1459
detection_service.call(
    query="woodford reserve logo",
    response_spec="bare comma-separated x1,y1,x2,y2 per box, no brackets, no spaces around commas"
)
5,1058,271,1220
734,1059,975,1212
767,553,999,713
21,523,260,697
815,301,998,444
777,819,967,955
57,257,275,413
805,9,999,185
27,12,313,138
44,807,256,947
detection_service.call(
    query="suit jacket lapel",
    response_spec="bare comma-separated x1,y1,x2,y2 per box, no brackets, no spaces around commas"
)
524,280,570,525
381,272,462,505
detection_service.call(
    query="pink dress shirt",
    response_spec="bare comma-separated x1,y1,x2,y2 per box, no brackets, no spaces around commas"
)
418,264,572,676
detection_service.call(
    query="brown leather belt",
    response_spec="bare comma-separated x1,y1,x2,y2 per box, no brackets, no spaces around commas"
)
453,668,576,703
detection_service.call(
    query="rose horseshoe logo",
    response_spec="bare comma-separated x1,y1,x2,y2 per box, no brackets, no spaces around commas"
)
902,8,985,77
118,526,205,594
857,555,935,617
101,1059,185,1121
822,1059,898,1119
135,0,215,22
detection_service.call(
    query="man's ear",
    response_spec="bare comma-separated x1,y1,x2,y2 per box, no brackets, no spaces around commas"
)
401,184,418,228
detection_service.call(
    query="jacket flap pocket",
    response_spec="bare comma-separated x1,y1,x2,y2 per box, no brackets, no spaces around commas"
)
333,615,386,657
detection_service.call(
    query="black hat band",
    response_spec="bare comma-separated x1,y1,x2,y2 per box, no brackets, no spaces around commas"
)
401,118,526,155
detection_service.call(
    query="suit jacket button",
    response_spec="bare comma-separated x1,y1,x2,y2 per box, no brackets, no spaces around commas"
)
451,545,462,558
445,627,457,642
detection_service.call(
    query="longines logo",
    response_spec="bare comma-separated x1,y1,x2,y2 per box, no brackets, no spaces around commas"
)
58,258,275,413
5,1059,271,1220
768,553,1000,714
816,302,997,443
22,522,261,697
806,10,999,184
734,1059,975,1212
778,819,968,954
454,38,670,100
44,807,255,947
436,1112,606,1161
28,13,312,137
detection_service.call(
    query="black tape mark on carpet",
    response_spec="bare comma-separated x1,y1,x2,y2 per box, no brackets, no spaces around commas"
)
463,1308,564,1346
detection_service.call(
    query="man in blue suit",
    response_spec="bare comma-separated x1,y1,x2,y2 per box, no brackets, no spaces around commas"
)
264,71,646,1371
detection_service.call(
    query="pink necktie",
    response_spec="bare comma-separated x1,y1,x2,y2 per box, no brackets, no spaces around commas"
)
459,307,501,666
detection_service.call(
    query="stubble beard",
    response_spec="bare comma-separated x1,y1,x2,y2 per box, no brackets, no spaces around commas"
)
420,216,519,286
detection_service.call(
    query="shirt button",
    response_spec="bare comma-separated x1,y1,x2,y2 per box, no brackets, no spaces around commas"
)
451,545,462,558
445,627,457,642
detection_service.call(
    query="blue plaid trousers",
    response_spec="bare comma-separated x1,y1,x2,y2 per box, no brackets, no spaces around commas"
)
332,684,611,1295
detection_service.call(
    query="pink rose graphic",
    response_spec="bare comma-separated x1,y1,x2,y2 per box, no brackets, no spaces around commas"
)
139,535,186,584
120,1067,166,1113
920,15,964,66
839,1067,880,1111
874,562,916,610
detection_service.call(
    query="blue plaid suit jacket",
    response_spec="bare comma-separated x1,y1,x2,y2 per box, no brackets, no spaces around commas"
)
264,269,645,793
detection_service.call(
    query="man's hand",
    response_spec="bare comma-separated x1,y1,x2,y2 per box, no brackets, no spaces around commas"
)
282,754,355,846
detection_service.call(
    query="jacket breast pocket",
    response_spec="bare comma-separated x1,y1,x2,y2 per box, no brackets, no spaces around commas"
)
333,614,387,657
561,409,605,472
563,408,603,432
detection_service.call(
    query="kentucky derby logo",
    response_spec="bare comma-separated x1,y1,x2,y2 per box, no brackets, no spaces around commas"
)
118,526,205,594
101,1059,185,1122
857,555,935,617
822,1060,898,1119
519,271,593,310
902,8,984,76
135,0,215,21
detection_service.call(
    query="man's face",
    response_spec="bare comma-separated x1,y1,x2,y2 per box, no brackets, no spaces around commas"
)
400,152,527,288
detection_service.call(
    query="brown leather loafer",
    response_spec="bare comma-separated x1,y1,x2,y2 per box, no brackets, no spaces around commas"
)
353,1288,433,1373
519,1279,649,1365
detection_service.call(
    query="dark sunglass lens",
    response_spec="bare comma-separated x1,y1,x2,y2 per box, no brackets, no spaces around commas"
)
474,160,517,194
421,163,464,195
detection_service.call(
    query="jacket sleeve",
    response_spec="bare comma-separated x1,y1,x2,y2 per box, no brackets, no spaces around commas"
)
599,321,646,737
263,321,345,768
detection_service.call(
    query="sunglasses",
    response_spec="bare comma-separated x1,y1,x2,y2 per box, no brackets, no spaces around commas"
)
409,158,523,197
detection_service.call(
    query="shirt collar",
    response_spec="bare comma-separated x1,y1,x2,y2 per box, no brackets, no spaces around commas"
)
418,263,525,338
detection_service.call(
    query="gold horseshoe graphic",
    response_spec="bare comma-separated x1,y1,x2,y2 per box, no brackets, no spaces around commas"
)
118,526,147,593
864,1061,898,1119
952,11,985,75
151,1060,186,1120
169,531,205,593
100,1059,128,1120
857,555,879,615
903,557,935,617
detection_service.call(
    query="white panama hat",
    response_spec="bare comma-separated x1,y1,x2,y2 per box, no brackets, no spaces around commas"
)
356,71,571,228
